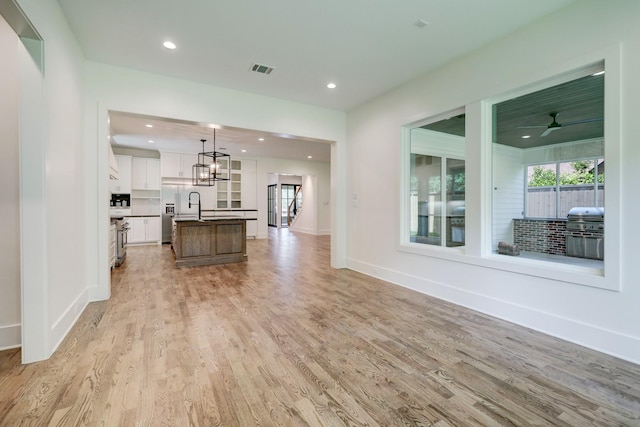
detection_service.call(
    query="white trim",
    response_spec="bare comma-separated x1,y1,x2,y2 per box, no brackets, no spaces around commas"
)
50,289,89,354
0,324,21,351
289,226,316,235
19,32,48,364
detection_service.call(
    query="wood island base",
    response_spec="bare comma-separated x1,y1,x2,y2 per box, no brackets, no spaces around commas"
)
171,217,247,267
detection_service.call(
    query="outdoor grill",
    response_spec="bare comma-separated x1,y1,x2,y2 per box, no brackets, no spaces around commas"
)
566,207,604,260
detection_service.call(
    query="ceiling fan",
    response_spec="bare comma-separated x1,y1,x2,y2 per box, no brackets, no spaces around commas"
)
518,112,603,137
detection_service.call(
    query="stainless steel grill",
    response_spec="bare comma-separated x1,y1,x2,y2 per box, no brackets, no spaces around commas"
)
566,207,604,260
566,207,604,231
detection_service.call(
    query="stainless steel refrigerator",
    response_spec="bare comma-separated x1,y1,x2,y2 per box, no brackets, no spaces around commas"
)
161,184,197,243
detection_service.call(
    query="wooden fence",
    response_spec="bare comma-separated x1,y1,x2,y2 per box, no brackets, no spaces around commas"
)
526,184,604,218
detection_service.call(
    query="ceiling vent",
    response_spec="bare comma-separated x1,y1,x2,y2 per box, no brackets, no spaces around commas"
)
250,63,274,75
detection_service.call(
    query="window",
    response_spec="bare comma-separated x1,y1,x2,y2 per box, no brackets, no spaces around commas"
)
491,63,605,268
407,112,465,248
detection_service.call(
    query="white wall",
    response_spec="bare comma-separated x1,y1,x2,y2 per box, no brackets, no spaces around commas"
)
0,14,21,350
83,62,344,301
492,144,524,247
290,175,320,235
346,0,640,363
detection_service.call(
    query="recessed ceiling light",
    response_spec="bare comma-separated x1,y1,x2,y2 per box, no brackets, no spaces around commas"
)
258,138,264,141
327,83,336,89
522,135,531,139
145,124,153,128
307,155,312,159
148,140,154,143
163,41,176,50
241,149,247,153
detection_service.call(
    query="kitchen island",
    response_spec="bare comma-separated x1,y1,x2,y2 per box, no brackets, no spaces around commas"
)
171,216,247,267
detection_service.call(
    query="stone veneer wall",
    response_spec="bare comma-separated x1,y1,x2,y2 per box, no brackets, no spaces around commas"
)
513,219,567,255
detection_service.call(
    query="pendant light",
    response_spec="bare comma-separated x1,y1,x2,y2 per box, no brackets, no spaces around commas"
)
192,128,230,186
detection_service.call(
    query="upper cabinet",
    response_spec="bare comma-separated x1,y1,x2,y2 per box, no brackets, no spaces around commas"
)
161,152,196,179
110,155,132,194
132,158,160,190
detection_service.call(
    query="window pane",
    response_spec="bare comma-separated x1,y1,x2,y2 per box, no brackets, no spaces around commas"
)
410,154,442,246
408,112,465,248
526,164,556,218
446,158,465,247
559,160,596,218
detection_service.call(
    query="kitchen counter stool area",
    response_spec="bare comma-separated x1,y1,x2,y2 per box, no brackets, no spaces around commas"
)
171,217,247,267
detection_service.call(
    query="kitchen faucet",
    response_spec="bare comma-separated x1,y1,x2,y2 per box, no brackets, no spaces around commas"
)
188,191,201,220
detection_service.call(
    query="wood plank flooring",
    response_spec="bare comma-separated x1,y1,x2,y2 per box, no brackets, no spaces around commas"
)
1,229,639,426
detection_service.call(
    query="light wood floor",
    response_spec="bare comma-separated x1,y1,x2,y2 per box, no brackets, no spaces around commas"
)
1,229,639,426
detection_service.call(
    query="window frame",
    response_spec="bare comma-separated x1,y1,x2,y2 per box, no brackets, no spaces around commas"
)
399,46,621,292
482,51,621,292
399,109,467,258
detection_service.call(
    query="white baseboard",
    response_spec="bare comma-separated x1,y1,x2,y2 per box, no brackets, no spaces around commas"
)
0,323,21,351
88,283,109,302
289,226,331,236
50,288,89,356
347,258,640,365
289,226,316,235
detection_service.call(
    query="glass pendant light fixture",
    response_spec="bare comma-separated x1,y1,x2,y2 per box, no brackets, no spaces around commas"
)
192,128,231,186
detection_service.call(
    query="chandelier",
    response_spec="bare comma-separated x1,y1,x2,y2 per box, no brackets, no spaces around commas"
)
192,128,230,186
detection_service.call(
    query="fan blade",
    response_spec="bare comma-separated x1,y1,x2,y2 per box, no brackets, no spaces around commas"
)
517,125,547,129
562,117,603,126
541,127,561,137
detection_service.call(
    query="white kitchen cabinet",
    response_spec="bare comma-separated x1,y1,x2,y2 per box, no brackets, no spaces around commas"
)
161,152,196,178
128,216,161,244
216,159,243,208
110,155,132,194
132,158,160,190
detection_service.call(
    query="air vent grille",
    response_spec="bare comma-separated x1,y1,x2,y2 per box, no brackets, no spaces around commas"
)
250,63,274,75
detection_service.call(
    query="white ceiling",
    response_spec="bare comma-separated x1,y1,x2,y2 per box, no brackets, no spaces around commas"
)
58,0,575,160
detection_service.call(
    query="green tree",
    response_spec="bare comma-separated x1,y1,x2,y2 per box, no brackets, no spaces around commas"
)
560,160,602,185
529,161,605,187
529,166,556,187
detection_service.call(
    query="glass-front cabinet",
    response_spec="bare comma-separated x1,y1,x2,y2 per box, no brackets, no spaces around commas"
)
216,159,242,208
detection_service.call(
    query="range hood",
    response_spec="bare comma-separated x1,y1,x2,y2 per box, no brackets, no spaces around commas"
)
109,144,119,180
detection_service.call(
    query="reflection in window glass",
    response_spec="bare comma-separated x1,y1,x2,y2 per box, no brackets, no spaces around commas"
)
446,159,466,247
411,155,443,246
409,113,465,248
